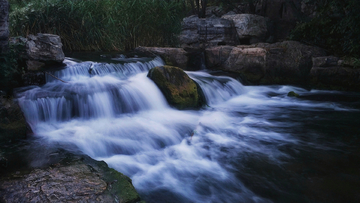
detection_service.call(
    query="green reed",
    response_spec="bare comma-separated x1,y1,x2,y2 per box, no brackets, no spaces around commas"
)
9,0,185,51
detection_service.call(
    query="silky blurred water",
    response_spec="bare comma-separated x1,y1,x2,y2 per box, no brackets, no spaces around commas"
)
15,56,360,203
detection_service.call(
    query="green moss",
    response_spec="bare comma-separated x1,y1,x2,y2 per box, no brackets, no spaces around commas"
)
287,91,300,97
148,66,202,109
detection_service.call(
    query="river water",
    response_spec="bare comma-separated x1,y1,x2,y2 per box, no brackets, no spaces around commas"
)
15,56,360,203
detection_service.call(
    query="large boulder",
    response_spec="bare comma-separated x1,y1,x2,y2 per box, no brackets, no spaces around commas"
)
221,14,269,44
0,96,27,143
26,33,65,71
147,66,203,109
179,15,238,48
0,151,142,203
0,0,9,53
205,41,326,85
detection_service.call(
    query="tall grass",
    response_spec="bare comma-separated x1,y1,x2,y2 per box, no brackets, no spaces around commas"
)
9,0,186,51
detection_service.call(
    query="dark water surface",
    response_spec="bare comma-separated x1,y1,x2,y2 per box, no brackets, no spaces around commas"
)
10,55,360,203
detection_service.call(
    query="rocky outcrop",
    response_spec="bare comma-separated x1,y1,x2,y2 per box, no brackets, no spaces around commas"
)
206,41,326,85
147,66,203,109
0,96,27,143
135,47,188,69
309,56,360,92
0,151,142,203
179,15,238,48
0,0,9,53
26,33,65,71
221,14,269,44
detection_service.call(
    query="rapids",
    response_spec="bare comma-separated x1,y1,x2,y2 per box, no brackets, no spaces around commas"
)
15,56,360,203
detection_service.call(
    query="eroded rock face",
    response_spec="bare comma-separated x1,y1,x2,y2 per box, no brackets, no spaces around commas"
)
179,15,238,48
221,14,268,44
0,152,141,203
0,96,27,143
0,0,9,53
26,33,65,71
148,66,203,109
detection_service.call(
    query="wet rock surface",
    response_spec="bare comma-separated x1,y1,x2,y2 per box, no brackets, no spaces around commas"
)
147,65,203,109
0,150,142,203
135,47,188,69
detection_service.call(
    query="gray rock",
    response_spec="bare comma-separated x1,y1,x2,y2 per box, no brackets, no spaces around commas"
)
205,41,326,85
135,47,189,69
0,152,142,203
309,66,360,92
26,33,65,70
221,14,268,44
0,0,9,53
179,15,238,48
312,56,339,67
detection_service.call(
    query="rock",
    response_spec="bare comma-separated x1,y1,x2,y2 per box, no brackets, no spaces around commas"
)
26,33,65,71
205,6,226,17
135,47,188,69
287,91,299,97
0,151,142,203
179,15,238,48
309,66,360,92
260,41,326,85
0,96,27,143
22,71,46,86
224,46,267,83
205,41,326,85
221,14,269,44
147,66,203,109
0,0,9,53
312,56,339,67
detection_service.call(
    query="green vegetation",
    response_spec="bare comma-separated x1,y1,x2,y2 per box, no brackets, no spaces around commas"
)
9,0,186,51
290,0,360,58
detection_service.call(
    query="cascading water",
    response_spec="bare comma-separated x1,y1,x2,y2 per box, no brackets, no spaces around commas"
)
15,55,360,203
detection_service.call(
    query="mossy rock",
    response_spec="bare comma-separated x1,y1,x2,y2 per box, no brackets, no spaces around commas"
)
287,91,299,97
147,65,203,109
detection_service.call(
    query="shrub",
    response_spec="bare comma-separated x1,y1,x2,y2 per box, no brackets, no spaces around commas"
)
290,0,360,57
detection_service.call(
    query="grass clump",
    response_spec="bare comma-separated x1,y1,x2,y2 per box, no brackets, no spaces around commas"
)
9,0,186,51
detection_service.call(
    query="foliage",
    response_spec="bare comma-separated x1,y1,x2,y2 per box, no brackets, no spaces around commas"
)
0,42,25,94
290,0,360,57
9,0,185,51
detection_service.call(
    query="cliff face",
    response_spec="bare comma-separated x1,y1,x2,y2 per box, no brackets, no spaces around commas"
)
0,0,9,53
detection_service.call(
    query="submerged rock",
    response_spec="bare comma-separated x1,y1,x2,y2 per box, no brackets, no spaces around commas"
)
287,91,299,97
147,66,203,109
0,96,27,143
0,151,142,203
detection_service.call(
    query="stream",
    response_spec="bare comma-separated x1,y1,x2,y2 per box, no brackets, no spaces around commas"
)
14,55,360,203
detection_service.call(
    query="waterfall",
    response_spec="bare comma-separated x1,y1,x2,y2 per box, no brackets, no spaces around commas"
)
15,55,359,203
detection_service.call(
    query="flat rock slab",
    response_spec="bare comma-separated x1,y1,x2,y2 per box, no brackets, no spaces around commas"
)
0,151,142,203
